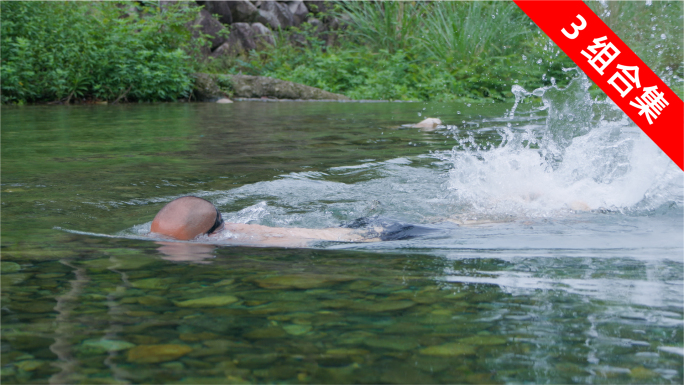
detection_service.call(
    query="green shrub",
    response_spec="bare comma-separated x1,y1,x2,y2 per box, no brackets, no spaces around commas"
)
204,1,681,102
1,1,202,104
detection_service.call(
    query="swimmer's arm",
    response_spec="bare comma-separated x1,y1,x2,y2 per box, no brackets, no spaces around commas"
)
222,223,379,246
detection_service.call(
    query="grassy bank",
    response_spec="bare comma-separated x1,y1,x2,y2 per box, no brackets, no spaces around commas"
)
205,1,575,102
1,1,202,104
205,0,683,102
2,1,682,104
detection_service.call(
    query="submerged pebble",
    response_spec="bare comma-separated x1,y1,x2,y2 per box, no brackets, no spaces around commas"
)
174,295,239,308
1,262,22,273
126,344,193,364
459,335,507,346
131,278,175,290
419,343,476,356
14,359,45,372
283,324,312,336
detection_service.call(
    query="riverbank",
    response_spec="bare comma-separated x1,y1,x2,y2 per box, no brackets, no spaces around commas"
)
2,1,682,105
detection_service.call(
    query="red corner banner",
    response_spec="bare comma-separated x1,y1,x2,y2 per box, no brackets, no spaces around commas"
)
514,0,683,170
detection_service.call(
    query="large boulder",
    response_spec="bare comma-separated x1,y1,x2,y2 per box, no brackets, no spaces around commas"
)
193,73,228,101
190,9,228,51
287,1,309,26
203,1,232,25
227,0,259,23
251,22,275,48
192,73,350,101
213,22,256,56
257,1,294,30
230,75,350,100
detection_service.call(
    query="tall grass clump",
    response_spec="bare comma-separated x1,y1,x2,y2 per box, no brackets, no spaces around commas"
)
419,2,529,65
336,1,426,54
1,1,202,104
333,1,574,100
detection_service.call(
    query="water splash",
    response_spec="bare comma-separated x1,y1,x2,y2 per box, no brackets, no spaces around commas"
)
443,73,682,219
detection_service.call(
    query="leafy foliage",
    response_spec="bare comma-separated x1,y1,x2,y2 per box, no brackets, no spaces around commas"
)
205,0,682,102
204,1,577,102
1,1,201,104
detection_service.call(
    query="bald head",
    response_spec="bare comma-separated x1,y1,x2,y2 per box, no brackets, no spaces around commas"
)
150,197,220,240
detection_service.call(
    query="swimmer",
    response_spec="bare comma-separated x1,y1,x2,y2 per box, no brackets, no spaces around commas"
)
150,196,380,248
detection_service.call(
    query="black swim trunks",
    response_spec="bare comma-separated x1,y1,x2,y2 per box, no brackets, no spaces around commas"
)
341,216,438,241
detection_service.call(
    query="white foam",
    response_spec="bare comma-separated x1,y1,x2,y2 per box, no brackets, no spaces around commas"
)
443,77,683,219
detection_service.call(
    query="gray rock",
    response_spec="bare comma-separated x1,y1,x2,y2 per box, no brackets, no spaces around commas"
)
204,1,233,25
212,42,236,57
191,9,228,51
231,74,350,100
232,22,257,50
257,9,280,30
287,1,309,26
257,1,293,30
212,22,256,56
227,0,259,23
192,73,350,100
251,22,275,47
193,73,228,101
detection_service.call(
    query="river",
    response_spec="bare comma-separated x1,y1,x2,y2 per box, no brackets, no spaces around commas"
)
2,77,682,383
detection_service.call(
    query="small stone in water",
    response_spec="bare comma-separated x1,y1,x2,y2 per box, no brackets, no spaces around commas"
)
419,343,476,356
283,324,312,336
14,360,45,372
0,262,22,273
1,273,29,289
175,295,239,308
214,278,235,286
459,335,507,346
131,278,173,290
128,335,162,345
127,344,193,363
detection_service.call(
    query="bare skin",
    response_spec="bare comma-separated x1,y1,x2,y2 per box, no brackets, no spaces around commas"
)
217,223,376,248
150,196,378,247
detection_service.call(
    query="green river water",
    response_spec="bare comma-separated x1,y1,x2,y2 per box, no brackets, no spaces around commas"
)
1,101,682,384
